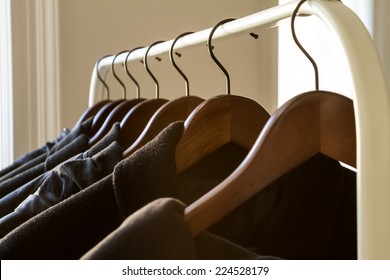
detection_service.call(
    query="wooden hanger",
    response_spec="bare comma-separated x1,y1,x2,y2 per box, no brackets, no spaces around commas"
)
73,55,113,131
123,32,205,157
185,91,356,236
176,95,270,173
73,100,111,130
89,99,145,146
175,19,270,173
89,49,147,146
86,52,130,138
184,0,357,237
119,99,168,150
87,99,125,138
119,41,169,151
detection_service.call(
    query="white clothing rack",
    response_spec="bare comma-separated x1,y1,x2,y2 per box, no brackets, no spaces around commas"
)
88,0,390,259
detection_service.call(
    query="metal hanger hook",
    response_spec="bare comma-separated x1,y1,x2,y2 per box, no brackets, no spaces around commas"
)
125,46,144,99
291,0,319,90
96,54,113,100
208,18,236,95
170,32,194,97
111,50,130,99
144,40,165,99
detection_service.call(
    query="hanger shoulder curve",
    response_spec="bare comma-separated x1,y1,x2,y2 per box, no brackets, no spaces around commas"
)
123,95,204,158
175,94,270,173
119,98,168,151
185,90,356,237
73,100,112,130
88,98,146,146
87,99,125,138
319,92,356,167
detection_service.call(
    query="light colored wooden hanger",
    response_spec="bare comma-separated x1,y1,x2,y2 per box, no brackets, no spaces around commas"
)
123,32,204,157
184,0,357,237
175,19,270,174
119,41,169,150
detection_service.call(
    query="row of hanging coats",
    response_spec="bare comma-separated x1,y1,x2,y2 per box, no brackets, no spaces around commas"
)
0,0,357,259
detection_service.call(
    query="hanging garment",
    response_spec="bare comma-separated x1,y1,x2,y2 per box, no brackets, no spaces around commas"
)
0,118,93,198
0,125,123,238
0,119,92,184
251,153,357,260
0,121,249,259
0,121,357,259
0,135,89,199
0,123,122,219
0,170,120,259
115,121,256,248
81,198,277,260
107,121,357,259
0,128,69,178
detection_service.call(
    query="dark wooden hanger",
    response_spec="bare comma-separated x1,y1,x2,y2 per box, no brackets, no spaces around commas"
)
119,41,169,151
73,100,112,130
123,32,205,158
119,99,168,150
123,96,204,157
87,99,125,138
84,53,126,138
89,49,148,146
184,0,357,237
89,98,145,146
73,55,113,130
175,19,270,173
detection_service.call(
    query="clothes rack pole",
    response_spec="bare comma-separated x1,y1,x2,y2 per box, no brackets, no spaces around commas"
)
88,0,390,259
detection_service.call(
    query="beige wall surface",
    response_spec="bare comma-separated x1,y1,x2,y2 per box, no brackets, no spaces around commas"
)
374,0,390,91
58,0,278,130
11,0,38,158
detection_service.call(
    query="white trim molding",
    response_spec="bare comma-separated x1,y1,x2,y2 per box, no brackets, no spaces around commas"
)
0,0,14,168
6,0,61,160
34,0,61,144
